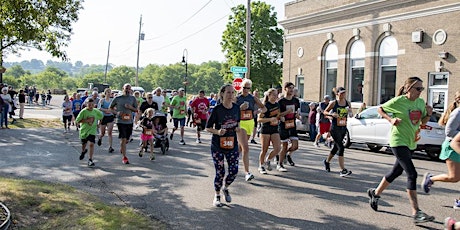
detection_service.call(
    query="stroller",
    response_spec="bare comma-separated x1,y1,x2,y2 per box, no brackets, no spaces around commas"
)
152,112,169,155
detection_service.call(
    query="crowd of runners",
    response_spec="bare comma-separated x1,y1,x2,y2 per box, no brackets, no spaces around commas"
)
56,79,460,227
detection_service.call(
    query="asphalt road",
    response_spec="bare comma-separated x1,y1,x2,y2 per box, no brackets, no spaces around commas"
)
0,95,456,229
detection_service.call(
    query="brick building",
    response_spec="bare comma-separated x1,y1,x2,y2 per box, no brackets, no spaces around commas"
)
279,0,459,112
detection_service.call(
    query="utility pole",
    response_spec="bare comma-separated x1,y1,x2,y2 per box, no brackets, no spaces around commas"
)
245,0,251,79
136,15,144,87
104,40,110,84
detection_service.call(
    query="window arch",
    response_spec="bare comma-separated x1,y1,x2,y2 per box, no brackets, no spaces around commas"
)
349,40,365,102
324,43,338,98
378,36,398,104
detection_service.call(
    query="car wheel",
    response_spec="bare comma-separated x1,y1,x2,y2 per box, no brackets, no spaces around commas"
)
343,129,351,148
367,144,383,152
425,148,440,160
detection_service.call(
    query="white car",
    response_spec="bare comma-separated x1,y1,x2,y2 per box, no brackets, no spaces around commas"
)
343,106,445,159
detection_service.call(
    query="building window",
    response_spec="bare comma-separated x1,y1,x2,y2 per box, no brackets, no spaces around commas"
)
378,36,398,104
296,75,304,98
349,40,365,102
325,43,338,98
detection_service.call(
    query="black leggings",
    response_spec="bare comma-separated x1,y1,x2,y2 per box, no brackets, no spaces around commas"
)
385,146,418,190
330,128,346,156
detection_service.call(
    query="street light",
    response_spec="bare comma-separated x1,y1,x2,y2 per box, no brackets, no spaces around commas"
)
181,49,188,97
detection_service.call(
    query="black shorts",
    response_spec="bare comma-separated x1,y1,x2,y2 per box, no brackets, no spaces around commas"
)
197,119,206,131
279,128,298,141
117,123,133,140
101,115,114,125
81,134,96,144
62,115,72,124
261,125,278,135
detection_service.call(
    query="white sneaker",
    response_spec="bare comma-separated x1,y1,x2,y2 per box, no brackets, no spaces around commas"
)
213,195,222,207
245,173,254,181
313,142,319,147
258,166,267,174
276,164,288,172
196,138,201,143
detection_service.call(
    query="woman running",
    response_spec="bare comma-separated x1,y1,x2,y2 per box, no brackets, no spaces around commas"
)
98,88,115,153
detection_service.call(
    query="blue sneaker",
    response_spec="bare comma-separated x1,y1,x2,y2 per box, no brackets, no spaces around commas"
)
421,172,433,193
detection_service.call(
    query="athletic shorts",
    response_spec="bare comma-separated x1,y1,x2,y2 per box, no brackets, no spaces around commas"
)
117,123,133,139
101,115,114,125
240,119,255,136
81,134,96,144
261,125,279,135
279,128,298,142
62,115,72,124
140,133,154,141
319,122,331,135
173,118,186,128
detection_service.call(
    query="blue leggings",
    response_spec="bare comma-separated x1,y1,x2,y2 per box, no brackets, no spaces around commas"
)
385,146,418,190
212,149,239,192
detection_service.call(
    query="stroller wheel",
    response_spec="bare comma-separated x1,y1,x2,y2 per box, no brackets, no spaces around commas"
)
165,139,169,151
161,143,166,155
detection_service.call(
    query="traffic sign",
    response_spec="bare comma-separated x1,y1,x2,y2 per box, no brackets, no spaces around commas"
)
230,66,247,73
232,78,243,91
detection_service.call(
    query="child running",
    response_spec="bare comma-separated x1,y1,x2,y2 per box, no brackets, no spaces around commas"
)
139,108,156,160
75,98,103,167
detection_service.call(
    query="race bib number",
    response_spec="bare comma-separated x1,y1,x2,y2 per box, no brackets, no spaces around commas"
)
337,117,347,126
180,109,185,115
144,129,153,135
121,113,131,121
194,118,201,124
220,136,235,149
285,119,294,129
270,118,279,126
241,110,253,120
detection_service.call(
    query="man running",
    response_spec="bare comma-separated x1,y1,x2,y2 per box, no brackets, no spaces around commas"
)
190,90,210,143
110,83,138,164
170,88,187,145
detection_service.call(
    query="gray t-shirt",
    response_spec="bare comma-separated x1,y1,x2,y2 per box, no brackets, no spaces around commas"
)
109,94,138,124
445,107,460,140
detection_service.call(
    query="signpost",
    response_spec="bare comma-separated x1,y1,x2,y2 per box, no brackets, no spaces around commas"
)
230,66,247,73
232,78,243,91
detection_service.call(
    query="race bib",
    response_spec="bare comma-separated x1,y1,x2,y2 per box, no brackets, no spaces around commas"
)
144,129,153,135
220,136,235,149
241,110,253,120
337,117,347,126
270,118,279,126
285,119,295,129
121,113,131,120
180,109,185,115
194,118,201,124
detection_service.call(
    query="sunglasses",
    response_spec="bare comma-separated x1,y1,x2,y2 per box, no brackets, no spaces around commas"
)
148,97,153,99
243,87,251,90
413,87,425,92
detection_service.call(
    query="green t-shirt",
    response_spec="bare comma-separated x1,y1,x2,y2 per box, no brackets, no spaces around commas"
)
381,95,427,150
75,108,103,139
171,95,187,119
162,96,171,113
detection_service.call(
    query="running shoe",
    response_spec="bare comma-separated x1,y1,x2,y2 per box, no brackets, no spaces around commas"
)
444,217,457,230
179,140,186,145
413,210,435,224
79,149,87,160
97,138,102,146
250,139,257,144
421,172,433,193
129,138,134,143
150,153,155,161
367,188,380,211
108,147,114,153
323,159,330,172
138,149,143,157
213,195,222,207
276,164,288,172
87,159,95,167
265,161,272,171
196,138,201,143
223,188,232,203
122,156,130,164
245,173,254,181
274,155,279,164
339,168,352,177
454,199,460,210
313,142,320,147
287,154,295,166
258,166,267,174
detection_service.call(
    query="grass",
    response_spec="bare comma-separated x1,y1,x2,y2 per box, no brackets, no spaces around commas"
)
0,177,166,229
7,118,63,129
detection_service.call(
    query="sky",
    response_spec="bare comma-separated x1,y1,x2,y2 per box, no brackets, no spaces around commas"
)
4,0,289,67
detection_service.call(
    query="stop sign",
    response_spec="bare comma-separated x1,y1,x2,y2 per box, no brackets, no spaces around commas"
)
233,78,243,91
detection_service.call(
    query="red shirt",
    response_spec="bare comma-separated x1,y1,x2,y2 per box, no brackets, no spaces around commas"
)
191,97,210,120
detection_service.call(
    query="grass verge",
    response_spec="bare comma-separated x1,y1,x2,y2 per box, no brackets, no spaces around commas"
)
8,118,63,129
0,177,166,229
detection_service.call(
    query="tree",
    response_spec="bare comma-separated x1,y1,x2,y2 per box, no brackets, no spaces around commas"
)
0,0,84,82
4,65,28,78
107,66,136,90
221,1,283,91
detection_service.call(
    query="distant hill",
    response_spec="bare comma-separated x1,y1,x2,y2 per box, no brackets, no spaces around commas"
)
3,59,111,76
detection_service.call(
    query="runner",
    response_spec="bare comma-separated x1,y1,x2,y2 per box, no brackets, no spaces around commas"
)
152,87,164,113
161,90,170,118
367,77,435,224
322,87,353,176
138,108,156,160
257,88,281,174
97,88,115,153
277,82,300,171
75,98,103,167
314,95,332,147
170,88,187,145
190,90,209,143
62,95,73,133
109,83,138,164
236,79,266,181
72,93,84,131
206,84,241,207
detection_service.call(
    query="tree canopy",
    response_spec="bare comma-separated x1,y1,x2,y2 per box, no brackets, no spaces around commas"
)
221,1,283,91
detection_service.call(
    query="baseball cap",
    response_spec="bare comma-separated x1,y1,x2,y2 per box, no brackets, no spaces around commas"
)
337,87,346,94
178,88,185,92
324,95,331,100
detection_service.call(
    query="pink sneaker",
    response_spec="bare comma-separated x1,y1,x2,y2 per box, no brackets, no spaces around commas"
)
122,156,130,164
444,217,456,230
